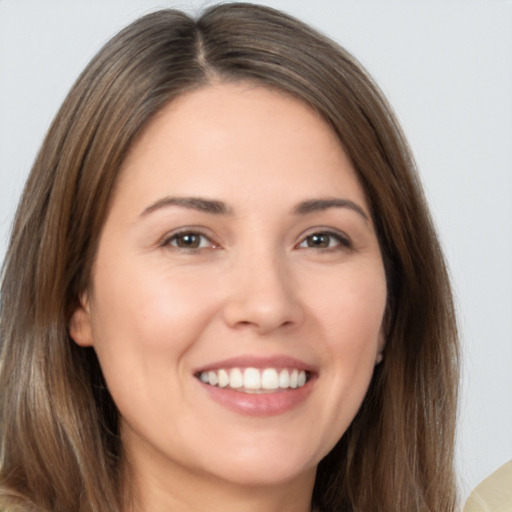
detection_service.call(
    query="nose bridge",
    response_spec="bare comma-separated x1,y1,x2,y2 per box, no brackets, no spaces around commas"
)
222,239,302,333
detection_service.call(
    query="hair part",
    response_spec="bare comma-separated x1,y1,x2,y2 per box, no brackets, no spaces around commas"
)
0,4,458,511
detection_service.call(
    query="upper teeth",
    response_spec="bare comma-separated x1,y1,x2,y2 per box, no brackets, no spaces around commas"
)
198,367,308,392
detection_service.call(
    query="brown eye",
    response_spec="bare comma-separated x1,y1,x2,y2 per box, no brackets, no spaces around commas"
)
305,233,331,248
167,232,211,249
298,231,351,250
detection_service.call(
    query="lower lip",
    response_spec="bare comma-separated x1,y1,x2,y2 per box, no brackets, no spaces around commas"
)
198,378,315,417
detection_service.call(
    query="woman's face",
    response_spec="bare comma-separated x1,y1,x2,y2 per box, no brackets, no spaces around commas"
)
71,83,387,493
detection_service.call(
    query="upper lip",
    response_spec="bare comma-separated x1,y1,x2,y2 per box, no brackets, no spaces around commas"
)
193,355,317,374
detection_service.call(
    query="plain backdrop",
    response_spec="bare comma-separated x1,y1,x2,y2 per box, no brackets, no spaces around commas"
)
1,0,511,503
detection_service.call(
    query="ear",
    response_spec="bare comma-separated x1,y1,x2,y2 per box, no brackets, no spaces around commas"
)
69,293,94,347
375,330,386,365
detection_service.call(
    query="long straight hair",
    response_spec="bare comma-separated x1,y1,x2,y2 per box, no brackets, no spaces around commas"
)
0,4,458,511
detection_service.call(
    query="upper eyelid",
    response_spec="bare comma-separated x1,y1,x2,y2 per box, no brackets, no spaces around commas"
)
298,227,351,243
157,226,352,248
160,227,218,247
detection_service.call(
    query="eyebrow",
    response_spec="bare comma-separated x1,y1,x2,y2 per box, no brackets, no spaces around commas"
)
293,198,369,221
140,195,369,221
140,196,231,217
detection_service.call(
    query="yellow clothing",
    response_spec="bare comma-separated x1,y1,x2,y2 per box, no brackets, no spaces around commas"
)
464,461,512,512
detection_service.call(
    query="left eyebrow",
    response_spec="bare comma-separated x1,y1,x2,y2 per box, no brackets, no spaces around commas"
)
293,198,369,222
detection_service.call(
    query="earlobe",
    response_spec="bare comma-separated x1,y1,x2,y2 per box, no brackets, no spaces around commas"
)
69,294,94,347
375,331,386,365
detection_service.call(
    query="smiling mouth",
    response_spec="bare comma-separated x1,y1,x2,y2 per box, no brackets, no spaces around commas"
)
196,367,310,393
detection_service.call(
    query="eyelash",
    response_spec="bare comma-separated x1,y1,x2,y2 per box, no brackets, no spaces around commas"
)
162,229,217,250
161,228,352,253
296,230,352,251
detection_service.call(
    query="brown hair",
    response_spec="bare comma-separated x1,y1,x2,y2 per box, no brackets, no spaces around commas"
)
0,3,458,511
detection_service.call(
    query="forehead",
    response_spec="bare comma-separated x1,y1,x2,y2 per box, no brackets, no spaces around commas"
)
114,82,367,213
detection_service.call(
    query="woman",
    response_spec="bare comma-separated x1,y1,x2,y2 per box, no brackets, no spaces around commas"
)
0,3,458,511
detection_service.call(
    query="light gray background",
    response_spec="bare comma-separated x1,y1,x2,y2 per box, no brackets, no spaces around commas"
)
1,0,511,503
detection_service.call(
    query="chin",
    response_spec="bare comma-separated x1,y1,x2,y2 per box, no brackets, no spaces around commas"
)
192,441,320,488
209,460,315,488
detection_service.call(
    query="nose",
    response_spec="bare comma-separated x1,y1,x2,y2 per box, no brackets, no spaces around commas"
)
221,250,304,334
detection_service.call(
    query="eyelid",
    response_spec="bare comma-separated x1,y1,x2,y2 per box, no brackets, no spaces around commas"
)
296,228,352,250
160,227,220,250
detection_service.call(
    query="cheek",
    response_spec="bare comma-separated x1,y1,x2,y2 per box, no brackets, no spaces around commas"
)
311,263,387,350
91,258,220,350
86,264,223,415
87,265,220,407
308,264,386,427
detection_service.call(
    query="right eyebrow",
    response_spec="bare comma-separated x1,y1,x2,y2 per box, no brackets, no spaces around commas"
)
139,196,232,217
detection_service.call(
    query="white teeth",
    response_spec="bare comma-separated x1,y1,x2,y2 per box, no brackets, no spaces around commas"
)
198,367,308,392
261,368,278,390
244,368,261,389
208,371,218,386
290,369,298,389
278,369,289,388
229,368,243,388
218,369,229,388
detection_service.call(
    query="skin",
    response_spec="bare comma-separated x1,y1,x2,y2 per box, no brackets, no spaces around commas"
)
70,82,387,512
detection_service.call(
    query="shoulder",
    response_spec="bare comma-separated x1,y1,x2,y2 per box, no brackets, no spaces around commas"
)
463,461,512,512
